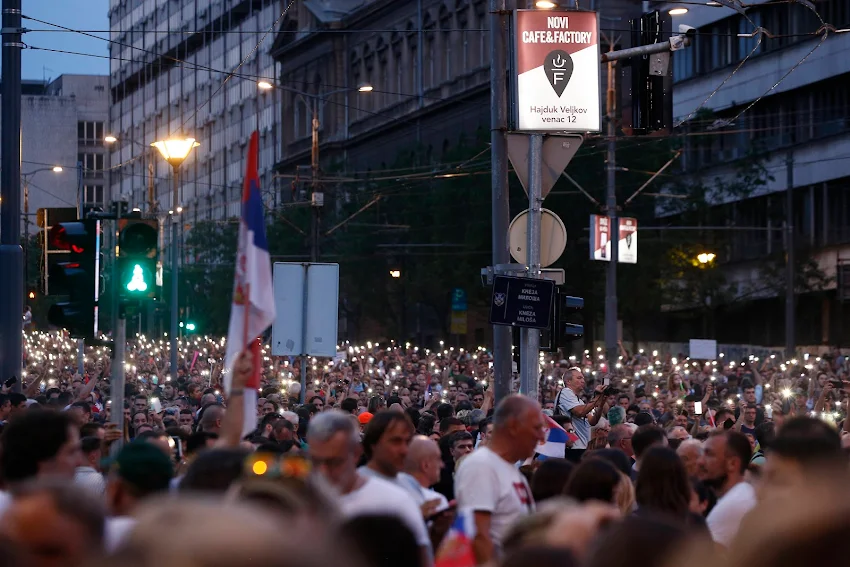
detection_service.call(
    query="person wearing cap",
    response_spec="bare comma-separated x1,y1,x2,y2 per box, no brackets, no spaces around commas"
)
358,412,373,434
104,441,174,552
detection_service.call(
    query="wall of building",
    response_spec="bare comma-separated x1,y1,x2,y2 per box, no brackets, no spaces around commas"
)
108,0,282,235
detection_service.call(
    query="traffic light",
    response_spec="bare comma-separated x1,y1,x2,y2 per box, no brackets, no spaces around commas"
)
626,10,673,135
560,295,584,343
117,219,158,302
47,220,100,339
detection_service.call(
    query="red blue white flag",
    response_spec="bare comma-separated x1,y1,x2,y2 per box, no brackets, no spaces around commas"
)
224,131,276,437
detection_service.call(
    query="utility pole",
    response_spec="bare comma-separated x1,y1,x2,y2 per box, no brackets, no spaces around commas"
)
310,97,321,263
519,134,543,401
604,41,619,368
490,0,512,403
0,0,24,391
785,151,795,358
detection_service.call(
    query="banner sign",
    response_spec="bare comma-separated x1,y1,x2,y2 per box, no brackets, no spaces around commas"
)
590,215,638,264
514,10,601,132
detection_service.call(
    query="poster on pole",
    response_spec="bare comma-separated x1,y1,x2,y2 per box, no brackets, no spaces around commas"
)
618,217,638,264
590,215,638,264
513,10,601,132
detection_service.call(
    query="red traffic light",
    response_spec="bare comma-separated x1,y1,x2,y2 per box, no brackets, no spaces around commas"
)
48,221,93,254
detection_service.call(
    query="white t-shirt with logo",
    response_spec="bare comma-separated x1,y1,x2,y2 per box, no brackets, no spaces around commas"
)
454,447,535,557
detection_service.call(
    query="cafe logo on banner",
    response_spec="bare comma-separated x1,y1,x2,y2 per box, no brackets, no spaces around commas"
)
514,10,601,132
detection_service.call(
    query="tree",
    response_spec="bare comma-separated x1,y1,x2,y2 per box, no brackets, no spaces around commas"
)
181,220,238,336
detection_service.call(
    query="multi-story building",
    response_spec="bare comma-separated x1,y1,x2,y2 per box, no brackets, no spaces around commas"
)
270,0,641,173
0,75,110,232
107,0,282,226
657,0,850,346
269,0,641,343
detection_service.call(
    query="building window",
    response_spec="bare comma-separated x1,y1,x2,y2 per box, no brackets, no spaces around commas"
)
77,121,104,143
78,153,104,172
83,185,104,205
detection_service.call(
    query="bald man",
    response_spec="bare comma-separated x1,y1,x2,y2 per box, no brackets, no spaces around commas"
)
455,395,545,564
398,436,449,508
677,439,703,478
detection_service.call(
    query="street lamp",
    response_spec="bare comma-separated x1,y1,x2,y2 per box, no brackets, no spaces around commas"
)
535,0,558,8
389,270,402,278
21,167,64,297
152,136,199,379
697,252,716,265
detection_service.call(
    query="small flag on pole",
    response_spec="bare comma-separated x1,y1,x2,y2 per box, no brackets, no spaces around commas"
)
223,131,276,438
536,414,578,459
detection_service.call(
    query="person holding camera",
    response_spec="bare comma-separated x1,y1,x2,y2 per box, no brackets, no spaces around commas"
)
555,367,607,462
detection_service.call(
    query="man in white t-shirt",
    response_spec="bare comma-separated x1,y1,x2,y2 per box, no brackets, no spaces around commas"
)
701,430,757,547
308,410,431,565
357,410,421,500
455,395,545,564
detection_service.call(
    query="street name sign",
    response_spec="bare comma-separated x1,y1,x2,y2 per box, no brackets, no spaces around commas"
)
489,275,555,330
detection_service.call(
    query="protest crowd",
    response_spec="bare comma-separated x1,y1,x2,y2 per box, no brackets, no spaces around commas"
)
1,330,850,567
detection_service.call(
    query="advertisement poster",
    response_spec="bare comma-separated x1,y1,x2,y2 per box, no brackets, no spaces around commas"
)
590,215,638,264
514,10,601,132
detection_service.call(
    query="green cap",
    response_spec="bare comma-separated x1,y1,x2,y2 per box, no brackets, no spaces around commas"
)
111,441,174,495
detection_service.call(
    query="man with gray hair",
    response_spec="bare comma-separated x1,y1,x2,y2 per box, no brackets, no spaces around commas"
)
307,410,431,564
677,438,703,478
455,395,545,564
607,423,635,466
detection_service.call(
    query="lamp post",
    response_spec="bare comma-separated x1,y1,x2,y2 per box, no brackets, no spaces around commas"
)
258,81,371,261
151,137,199,379
21,166,63,295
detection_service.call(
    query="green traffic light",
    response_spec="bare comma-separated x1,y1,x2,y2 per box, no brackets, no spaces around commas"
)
126,263,149,293
186,323,196,331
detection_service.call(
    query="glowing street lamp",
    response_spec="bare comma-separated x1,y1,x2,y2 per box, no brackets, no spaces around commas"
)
536,0,558,8
152,136,199,378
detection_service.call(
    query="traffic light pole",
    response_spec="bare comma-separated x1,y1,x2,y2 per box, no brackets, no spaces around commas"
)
111,313,126,454
0,0,24,391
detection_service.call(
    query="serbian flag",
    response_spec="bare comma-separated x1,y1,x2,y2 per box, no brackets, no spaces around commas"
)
536,414,578,459
223,131,276,437
435,509,477,567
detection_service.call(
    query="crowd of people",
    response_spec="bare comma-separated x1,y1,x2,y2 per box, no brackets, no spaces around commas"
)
0,330,849,567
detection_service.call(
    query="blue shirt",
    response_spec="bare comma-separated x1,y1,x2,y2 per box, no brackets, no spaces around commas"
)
557,388,590,449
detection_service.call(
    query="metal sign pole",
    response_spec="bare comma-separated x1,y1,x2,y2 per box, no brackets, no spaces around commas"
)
520,134,543,402
299,263,309,404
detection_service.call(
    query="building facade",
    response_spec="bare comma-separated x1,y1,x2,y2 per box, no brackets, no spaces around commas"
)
0,75,110,232
658,0,850,346
270,0,641,174
107,0,282,230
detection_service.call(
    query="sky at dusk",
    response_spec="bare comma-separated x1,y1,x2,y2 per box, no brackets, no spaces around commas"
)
17,0,110,81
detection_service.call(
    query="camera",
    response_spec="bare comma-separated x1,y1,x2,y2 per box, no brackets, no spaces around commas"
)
678,24,696,36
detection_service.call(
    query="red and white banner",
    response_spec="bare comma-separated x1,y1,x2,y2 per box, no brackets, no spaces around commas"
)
514,10,601,132
590,215,638,264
